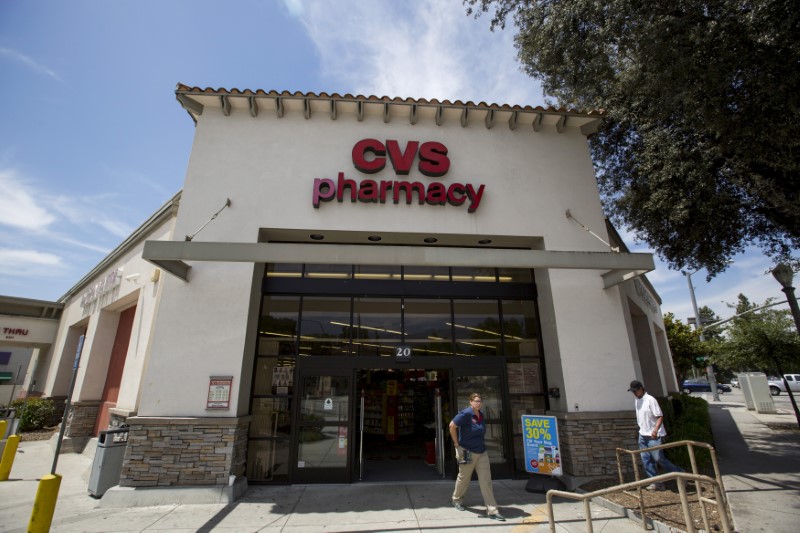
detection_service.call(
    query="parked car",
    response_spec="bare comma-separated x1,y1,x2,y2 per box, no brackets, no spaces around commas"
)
767,374,800,396
681,379,732,394
730,377,739,388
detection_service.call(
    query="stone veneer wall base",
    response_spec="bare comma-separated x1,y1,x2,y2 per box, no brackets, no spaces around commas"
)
100,476,248,508
119,416,250,491
552,410,639,479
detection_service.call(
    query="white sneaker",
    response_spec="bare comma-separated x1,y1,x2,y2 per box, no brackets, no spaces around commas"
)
646,483,665,491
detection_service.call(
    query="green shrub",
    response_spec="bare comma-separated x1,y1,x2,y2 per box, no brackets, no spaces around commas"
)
9,398,56,431
658,394,714,470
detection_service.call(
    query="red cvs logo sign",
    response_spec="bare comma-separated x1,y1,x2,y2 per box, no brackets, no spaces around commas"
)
312,139,485,212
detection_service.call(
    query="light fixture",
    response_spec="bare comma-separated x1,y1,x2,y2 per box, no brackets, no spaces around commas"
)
424,237,438,243
368,235,382,242
310,234,324,240
772,263,794,288
478,239,492,245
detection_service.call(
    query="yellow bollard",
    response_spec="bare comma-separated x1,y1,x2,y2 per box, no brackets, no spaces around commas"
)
28,474,62,533
0,419,7,438
0,433,20,481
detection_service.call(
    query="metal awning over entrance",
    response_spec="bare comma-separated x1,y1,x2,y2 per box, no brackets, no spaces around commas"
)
142,240,654,289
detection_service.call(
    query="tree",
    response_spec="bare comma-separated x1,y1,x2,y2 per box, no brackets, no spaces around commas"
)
663,312,711,382
713,294,800,373
466,1,799,276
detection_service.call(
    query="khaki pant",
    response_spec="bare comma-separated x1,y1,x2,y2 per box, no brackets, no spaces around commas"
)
452,450,498,515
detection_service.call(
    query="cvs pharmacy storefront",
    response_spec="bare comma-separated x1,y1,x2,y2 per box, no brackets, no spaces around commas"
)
111,85,674,499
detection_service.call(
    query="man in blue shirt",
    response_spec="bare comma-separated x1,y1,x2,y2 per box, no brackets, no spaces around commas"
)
449,392,505,521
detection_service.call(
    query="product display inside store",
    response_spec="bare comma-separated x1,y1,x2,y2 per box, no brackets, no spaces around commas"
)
358,368,450,481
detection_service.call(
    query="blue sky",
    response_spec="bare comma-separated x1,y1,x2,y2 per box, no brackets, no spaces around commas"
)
0,0,790,324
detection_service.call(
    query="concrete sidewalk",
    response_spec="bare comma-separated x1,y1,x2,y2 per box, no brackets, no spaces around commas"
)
704,390,800,533
1,389,796,532
0,439,644,532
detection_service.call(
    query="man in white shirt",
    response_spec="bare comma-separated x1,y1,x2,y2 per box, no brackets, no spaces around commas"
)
628,380,683,490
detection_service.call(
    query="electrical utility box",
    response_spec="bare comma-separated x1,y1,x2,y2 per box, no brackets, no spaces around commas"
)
742,373,777,414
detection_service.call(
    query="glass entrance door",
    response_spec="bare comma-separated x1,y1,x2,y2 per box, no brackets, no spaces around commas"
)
292,371,352,483
452,365,511,479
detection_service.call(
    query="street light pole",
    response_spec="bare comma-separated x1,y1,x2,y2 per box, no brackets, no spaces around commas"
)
771,264,800,335
770,263,800,429
684,270,720,401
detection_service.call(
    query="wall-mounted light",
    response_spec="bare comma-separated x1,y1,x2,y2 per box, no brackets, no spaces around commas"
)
367,236,382,242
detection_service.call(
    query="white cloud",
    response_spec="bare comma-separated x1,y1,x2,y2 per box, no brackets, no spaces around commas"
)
0,249,61,274
0,169,57,230
281,0,304,17
0,47,62,82
299,0,545,106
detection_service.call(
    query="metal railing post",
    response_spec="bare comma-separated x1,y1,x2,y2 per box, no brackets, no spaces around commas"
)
359,390,365,481
435,388,445,478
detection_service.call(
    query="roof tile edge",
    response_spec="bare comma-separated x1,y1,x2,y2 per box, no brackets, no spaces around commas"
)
174,83,606,117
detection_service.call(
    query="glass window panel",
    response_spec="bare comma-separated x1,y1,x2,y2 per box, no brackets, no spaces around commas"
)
297,425,348,468
453,299,502,356
252,358,295,396
451,267,497,282
304,264,352,279
501,300,539,344
403,265,450,281
497,268,533,283
507,359,543,395
352,298,402,356
259,296,300,344
265,263,303,278
513,435,527,473
354,265,401,280
510,396,547,433
250,397,293,438
300,376,350,423
299,297,352,355
484,423,508,465
454,376,503,422
404,299,453,356
246,438,291,482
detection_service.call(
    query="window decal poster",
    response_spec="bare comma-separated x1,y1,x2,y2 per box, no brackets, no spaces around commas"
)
522,415,562,476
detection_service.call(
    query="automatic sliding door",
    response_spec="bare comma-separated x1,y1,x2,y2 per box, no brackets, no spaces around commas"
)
293,372,352,483
453,366,511,479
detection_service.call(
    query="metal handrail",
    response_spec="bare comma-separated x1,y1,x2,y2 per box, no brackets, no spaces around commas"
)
546,472,731,533
545,440,733,533
616,438,728,529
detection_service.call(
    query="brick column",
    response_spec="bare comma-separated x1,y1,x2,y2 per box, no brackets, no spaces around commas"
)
554,411,638,478
120,416,250,487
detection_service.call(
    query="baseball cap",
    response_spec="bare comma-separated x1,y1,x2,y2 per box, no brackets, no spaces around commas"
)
628,380,643,392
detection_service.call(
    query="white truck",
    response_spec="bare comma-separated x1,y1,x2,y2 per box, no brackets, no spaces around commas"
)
767,374,800,396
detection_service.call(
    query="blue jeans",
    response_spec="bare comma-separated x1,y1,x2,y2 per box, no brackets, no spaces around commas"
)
638,435,683,479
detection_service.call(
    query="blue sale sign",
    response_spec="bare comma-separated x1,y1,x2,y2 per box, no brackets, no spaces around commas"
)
522,415,562,476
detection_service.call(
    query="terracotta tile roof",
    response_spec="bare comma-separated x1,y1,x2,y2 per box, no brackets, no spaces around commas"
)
175,83,605,117
174,83,606,136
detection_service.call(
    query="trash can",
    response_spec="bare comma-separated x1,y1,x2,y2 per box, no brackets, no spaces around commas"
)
88,426,129,497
